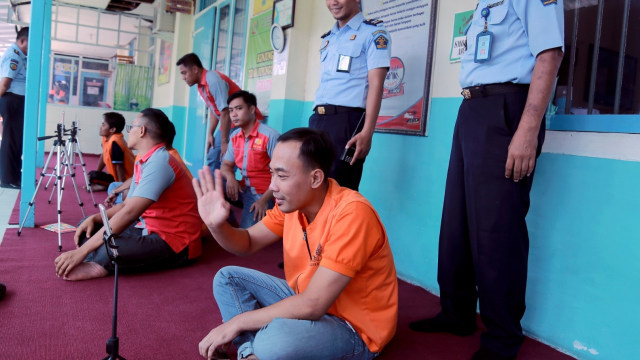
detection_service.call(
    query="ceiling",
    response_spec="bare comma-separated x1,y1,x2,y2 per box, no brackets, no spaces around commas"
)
0,0,160,59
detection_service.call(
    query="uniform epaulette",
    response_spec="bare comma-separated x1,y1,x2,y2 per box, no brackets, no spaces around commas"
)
320,30,331,39
363,18,384,26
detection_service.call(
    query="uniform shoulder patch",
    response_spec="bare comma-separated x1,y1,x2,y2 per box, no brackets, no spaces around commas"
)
374,34,389,50
13,49,19,55
9,63,17,71
364,18,384,26
321,30,331,39
541,0,557,5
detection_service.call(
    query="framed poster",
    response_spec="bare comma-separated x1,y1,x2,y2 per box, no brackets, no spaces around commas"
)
272,0,295,29
157,39,173,85
362,0,438,136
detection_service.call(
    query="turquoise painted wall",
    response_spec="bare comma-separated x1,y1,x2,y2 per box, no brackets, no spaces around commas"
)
158,105,187,159
269,96,639,359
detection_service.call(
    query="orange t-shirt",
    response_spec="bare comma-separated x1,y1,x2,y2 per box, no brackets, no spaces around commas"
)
261,179,398,353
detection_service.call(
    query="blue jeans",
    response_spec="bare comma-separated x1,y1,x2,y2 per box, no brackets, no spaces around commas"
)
206,131,223,173
237,187,274,229
207,128,241,174
107,181,124,205
213,266,378,360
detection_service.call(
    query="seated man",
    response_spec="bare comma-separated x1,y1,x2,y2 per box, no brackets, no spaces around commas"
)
192,128,398,360
89,112,135,191
54,108,202,281
221,90,279,228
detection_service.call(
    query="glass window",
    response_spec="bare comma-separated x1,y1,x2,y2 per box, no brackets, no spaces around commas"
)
215,5,230,73
229,0,248,84
555,0,640,115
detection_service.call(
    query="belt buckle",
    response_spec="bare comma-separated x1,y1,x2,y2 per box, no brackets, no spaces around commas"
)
317,106,326,115
461,89,471,100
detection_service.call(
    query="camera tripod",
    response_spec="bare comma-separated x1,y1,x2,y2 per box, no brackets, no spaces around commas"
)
44,121,97,208
17,122,97,251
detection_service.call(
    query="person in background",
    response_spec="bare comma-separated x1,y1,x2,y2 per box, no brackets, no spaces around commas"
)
0,27,28,189
88,112,135,192
408,1,564,359
55,108,202,281
177,53,264,173
220,90,279,228
309,0,390,191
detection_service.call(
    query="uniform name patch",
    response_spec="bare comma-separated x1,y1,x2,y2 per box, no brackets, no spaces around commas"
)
374,35,388,50
541,0,557,5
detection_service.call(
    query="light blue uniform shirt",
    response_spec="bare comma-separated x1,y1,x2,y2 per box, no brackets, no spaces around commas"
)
314,12,391,108
460,0,564,88
0,43,27,95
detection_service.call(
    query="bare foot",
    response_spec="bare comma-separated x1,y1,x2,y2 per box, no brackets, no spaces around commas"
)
63,262,108,281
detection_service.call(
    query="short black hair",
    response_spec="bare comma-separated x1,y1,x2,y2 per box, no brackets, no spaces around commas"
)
139,108,175,147
103,112,125,133
228,90,257,108
176,53,203,69
16,27,28,41
277,128,335,180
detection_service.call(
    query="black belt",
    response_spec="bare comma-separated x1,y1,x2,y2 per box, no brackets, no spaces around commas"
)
313,104,365,115
461,83,529,100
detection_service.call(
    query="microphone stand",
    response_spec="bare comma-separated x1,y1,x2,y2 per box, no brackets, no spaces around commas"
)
99,204,126,360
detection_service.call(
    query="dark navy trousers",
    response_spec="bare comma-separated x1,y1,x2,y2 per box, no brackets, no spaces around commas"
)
309,109,366,191
437,91,545,357
0,93,25,186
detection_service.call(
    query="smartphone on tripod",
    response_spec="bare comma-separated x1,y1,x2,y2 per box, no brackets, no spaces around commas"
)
98,204,118,258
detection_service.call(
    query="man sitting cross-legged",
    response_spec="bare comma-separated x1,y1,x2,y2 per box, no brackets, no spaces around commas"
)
54,108,202,281
192,128,398,360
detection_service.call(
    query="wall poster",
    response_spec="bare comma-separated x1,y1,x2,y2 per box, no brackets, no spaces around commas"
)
244,10,274,115
362,0,438,136
157,39,173,85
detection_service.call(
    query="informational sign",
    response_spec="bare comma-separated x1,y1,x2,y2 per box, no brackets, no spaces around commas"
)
244,11,274,114
362,0,437,135
450,10,474,63
253,0,274,16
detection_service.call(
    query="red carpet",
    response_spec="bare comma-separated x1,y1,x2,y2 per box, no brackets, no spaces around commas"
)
0,156,574,359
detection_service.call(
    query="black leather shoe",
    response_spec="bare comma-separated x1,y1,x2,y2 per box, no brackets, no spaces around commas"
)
409,312,476,336
0,282,6,301
471,347,516,360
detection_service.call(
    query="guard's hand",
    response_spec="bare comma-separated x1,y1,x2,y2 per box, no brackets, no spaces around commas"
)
193,167,231,229
250,198,269,222
225,178,241,202
199,322,237,359
505,127,538,182
345,131,373,165
206,134,215,152
74,216,98,247
54,249,85,278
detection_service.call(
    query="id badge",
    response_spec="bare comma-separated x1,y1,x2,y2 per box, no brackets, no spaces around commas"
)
337,54,352,73
474,31,493,63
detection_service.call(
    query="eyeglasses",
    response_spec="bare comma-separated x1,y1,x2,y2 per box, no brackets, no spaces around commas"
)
126,124,143,133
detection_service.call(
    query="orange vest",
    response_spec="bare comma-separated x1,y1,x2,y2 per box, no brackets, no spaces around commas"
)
102,133,134,180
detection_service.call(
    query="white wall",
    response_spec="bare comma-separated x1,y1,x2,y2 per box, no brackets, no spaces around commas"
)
43,104,140,155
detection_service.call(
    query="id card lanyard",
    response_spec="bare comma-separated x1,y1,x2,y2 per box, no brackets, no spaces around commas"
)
474,0,504,63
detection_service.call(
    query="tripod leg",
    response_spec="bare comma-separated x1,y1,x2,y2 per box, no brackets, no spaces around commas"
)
63,145,87,218
18,145,57,236
73,140,97,207
56,143,63,252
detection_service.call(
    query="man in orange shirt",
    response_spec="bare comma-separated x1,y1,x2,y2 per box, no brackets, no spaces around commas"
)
89,112,135,191
193,128,398,360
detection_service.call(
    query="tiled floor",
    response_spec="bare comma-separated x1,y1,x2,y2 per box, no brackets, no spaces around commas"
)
0,187,19,245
